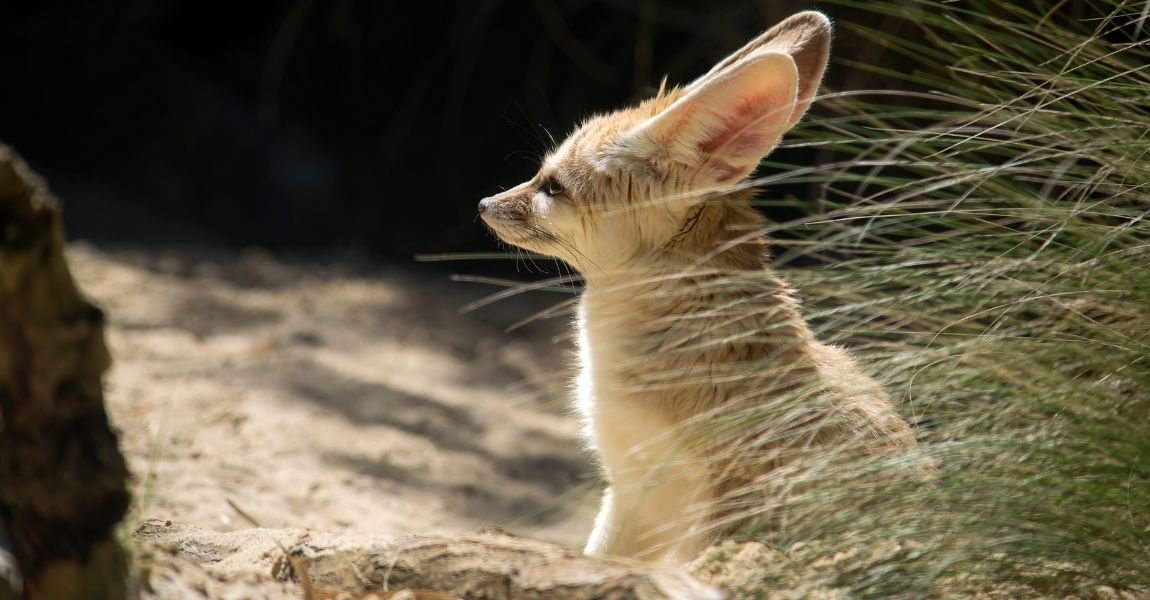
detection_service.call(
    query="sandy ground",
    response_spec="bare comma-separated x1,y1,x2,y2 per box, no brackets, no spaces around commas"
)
68,242,597,550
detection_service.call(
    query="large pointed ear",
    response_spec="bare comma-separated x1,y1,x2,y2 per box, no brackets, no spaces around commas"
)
695,11,831,129
616,52,800,187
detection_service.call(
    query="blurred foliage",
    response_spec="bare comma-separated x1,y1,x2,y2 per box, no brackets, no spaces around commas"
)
1,0,921,260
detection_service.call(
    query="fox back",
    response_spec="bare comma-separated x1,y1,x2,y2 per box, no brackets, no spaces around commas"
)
479,11,914,564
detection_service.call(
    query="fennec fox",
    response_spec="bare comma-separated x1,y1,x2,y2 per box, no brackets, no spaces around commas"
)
479,11,914,563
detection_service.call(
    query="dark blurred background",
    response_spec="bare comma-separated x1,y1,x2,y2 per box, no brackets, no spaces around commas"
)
0,1,919,265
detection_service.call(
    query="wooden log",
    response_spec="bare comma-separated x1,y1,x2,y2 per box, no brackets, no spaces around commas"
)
134,520,724,600
0,144,131,599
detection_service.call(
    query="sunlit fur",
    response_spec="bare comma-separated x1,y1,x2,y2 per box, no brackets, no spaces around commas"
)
479,11,915,564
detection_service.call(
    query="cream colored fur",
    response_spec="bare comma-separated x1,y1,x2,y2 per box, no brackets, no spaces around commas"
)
478,11,914,564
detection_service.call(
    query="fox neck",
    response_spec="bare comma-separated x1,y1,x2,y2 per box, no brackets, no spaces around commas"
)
578,189,815,385
658,188,768,272
576,195,817,425
583,188,769,285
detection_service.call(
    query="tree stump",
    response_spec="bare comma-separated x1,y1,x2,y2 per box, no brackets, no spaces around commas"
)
0,144,131,599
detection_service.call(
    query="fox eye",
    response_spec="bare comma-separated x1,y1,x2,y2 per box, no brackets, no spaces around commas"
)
540,176,565,197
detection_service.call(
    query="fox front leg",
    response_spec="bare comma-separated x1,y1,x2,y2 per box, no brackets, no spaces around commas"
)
585,466,715,564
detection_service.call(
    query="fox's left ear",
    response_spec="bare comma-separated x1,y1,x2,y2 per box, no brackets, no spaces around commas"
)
694,11,832,127
611,11,831,188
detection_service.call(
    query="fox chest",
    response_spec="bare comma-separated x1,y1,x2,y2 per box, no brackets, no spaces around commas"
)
574,303,708,474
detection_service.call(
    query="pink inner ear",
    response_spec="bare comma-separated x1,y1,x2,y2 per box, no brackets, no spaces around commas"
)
696,88,792,183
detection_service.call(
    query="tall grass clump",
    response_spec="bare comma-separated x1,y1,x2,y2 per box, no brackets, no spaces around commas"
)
695,1,1148,597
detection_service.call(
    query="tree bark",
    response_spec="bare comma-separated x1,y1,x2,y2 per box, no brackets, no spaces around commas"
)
0,144,131,599
134,520,724,600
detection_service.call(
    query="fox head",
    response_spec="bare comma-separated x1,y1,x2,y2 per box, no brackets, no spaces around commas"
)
479,11,831,276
